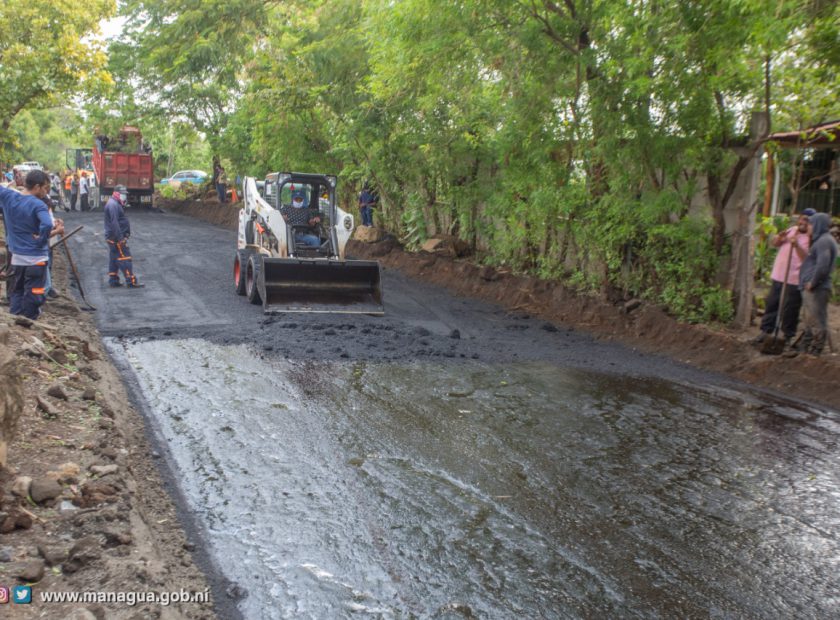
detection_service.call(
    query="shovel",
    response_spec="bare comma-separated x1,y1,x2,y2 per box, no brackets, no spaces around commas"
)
57,228,97,312
760,233,796,355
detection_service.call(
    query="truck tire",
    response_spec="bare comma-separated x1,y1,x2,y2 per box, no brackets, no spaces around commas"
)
246,254,262,305
234,249,251,296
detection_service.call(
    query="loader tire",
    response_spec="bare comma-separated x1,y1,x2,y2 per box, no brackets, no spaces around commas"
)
234,249,250,296
246,254,262,305
245,219,256,245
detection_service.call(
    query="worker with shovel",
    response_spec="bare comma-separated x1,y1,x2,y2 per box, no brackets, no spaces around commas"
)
753,209,814,351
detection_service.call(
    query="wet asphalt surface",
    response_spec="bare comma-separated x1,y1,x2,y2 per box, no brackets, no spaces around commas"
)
63,211,840,618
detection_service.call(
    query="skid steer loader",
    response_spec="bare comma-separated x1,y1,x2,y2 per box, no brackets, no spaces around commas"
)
234,172,384,314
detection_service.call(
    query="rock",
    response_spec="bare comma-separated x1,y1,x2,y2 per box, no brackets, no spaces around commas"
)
38,544,68,567
365,236,397,257
353,225,384,243
66,610,98,620
413,326,431,337
479,265,500,281
36,396,59,418
449,329,461,339
76,481,118,507
103,529,132,547
11,476,32,498
15,559,45,582
63,536,101,573
0,547,12,562
14,316,34,328
421,235,471,258
50,349,70,365
421,238,444,253
90,464,119,477
47,382,69,400
53,462,81,484
21,340,46,358
81,340,100,361
540,322,558,332
0,326,9,345
29,477,63,504
81,365,101,381
623,298,642,314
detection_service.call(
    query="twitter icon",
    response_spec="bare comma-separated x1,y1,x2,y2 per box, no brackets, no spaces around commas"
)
12,585,31,604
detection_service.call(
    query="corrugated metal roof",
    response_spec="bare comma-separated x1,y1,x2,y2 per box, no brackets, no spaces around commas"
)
768,119,840,146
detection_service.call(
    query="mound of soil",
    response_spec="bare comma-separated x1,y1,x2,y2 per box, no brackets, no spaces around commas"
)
348,238,840,410
157,196,239,230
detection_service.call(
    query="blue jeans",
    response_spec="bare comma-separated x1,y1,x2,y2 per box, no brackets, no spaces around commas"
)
216,183,227,203
295,232,321,248
10,263,47,319
360,205,373,227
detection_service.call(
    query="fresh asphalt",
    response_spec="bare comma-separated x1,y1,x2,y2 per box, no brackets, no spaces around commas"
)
62,209,840,618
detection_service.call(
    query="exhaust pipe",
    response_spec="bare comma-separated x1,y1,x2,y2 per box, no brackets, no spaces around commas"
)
258,258,384,314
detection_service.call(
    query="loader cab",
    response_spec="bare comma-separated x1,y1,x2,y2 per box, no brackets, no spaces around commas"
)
263,172,339,258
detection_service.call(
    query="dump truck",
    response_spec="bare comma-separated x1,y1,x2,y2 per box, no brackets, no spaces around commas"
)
234,172,384,314
89,127,154,208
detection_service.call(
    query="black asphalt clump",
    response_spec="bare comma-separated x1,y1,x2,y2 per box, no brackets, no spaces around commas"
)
66,210,750,382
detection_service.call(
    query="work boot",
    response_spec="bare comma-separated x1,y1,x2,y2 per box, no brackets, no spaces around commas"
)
108,281,123,288
127,282,145,289
46,289,59,299
751,332,768,346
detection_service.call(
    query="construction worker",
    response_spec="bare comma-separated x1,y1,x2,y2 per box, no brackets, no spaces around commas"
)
70,172,79,211
79,171,90,211
104,184,144,288
0,170,65,319
63,171,72,208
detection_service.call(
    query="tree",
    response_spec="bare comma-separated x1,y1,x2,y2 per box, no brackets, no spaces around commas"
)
0,0,115,159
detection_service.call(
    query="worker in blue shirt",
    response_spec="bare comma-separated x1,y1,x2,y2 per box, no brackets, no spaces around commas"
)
104,185,144,288
0,170,65,319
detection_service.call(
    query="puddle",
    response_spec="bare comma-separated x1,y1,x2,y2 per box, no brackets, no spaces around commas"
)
114,338,840,618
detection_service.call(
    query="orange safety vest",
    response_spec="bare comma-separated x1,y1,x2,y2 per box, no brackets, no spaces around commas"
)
64,176,72,190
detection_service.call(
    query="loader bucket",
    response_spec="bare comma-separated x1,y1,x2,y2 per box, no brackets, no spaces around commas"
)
259,258,384,315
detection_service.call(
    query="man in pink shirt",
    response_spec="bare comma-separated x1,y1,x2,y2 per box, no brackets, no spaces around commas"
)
753,209,814,346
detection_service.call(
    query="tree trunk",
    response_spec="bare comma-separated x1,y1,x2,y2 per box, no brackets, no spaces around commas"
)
728,112,769,329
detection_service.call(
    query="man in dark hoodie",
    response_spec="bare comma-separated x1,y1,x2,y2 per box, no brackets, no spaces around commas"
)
104,185,144,288
798,212,837,355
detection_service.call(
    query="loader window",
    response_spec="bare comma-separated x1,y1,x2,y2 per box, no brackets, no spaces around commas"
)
280,183,316,209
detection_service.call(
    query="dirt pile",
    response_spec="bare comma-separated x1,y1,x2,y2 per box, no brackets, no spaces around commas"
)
157,195,239,230
348,238,840,410
0,326,23,467
0,252,214,618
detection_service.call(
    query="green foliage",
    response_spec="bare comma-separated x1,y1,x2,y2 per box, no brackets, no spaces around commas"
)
5,108,86,170
0,0,115,158
77,0,837,324
158,183,194,200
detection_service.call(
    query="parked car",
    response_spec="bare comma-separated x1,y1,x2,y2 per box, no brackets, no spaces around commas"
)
159,170,208,186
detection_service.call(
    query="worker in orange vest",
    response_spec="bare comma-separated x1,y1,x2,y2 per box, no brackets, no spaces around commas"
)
63,172,72,209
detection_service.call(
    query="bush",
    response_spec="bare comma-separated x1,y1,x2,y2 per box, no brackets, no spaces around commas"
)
158,183,192,200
